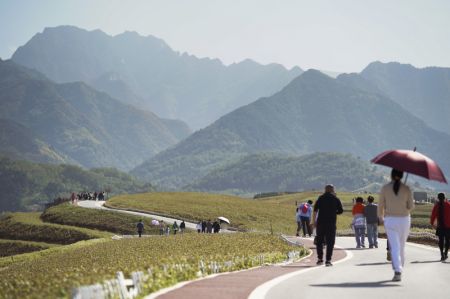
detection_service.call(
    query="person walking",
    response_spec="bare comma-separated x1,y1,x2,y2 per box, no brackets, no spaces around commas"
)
136,219,144,238
378,169,414,282
213,220,221,233
430,192,450,261
196,221,202,233
172,221,179,235
201,220,207,233
352,197,366,248
297,200,313,237
180,220,186,234
159,220,165,236
206,220,213,233
364,195,379,248
313,184,343,266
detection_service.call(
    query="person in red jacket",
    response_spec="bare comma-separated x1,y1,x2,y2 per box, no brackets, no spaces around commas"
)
430,192,450,261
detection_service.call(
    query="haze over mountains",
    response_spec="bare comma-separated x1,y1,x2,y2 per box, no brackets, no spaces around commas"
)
0,59,190,170
12,26,303,129
338,61,450,134
133,70,450,189
2,25,450,201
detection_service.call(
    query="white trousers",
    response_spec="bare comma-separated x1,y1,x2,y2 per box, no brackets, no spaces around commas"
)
384,216,411,273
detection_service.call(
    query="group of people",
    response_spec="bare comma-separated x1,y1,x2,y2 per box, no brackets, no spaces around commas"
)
136,219,187,237
196,219,221,233
296,169,450,282
70,191,106,204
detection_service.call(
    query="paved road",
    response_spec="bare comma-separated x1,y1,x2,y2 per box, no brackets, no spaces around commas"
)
252,237,449,299
77,200,232,232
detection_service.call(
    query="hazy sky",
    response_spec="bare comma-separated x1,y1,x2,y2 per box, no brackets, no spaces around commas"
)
1,0,449,72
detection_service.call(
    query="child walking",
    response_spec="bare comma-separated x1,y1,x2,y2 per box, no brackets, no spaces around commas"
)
352,197,366,248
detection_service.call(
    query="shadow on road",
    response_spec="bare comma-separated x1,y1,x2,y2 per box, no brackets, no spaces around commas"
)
310,280,399,288
355,262,391,266
410,260,442,264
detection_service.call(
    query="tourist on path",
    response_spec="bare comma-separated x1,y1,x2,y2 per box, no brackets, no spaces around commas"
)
213,220,221,233
430,192,450,261
352,197,366,248
297,200,313,237
159,221,165,236
201,220,207,233
313,184,343,266
364,195,379,248
172,221,179,235
180,220,186,234
206,220,213,233
137,219,144,238
196,221,202,233
378,169,414,282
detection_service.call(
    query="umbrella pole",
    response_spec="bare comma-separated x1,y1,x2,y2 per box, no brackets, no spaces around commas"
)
404,146,417,185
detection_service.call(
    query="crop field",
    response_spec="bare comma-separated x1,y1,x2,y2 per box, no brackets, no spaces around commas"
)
0,239,58,257
42,203,162,235
0,212,109,244
0,233,304,299
107,191,435,235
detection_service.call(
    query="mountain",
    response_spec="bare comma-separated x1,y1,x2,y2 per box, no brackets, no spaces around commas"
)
187,152,385,193
0,60,190,170
132,70,450,189
0,156,154,212
355,61,450,134
11,26,303,129
0,119,70,164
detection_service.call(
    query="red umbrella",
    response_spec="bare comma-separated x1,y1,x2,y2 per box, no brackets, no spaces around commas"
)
371,149,447,184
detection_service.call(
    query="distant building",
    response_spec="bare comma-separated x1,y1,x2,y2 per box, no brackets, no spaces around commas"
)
413,191,428,203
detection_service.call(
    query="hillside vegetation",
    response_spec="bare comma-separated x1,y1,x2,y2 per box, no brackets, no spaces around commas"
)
0,59,190,170
187,152,384,193
41,204,161,235
0,212,108,244
0,156,154,212
107,191,435,234
133,70,450,189
0,233,299,299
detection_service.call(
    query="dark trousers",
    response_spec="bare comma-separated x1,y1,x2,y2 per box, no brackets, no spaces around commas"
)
301,216,312,236
438,234,450,257
316,224,336,261
138,231,142,237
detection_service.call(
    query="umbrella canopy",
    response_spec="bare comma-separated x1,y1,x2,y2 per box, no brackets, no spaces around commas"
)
218,216,230,224
151,219,160,226
371,149,447,183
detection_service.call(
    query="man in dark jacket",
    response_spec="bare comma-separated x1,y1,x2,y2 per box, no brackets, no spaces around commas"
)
364,195,378,248
313,184,343,266
137,219,144,237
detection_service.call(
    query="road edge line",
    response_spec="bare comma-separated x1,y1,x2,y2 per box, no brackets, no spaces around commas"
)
247,245,353,299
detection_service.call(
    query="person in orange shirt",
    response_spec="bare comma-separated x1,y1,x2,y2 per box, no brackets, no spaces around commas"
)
430,193,450,261
352,197,366,248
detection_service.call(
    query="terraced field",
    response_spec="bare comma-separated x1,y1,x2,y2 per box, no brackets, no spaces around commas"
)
0,233,301,299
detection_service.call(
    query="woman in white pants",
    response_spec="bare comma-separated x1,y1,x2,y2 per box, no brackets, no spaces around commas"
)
378,169,414,282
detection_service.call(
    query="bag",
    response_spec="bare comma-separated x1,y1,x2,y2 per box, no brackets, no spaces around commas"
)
301,203,308,214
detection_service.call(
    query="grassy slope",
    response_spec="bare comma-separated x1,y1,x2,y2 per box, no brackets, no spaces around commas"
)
107,192,434,234
0,239,58,257
0,212,110,244
0,233,300,299
41,203,161,235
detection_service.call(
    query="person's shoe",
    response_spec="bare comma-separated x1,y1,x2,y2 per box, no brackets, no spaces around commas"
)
369,245,374,249
375,244,378,248
325,261,333,267
387,252,391,261
296,233,299,237
392,272,401,282
361,244,366,248
316,259,323,265
356,245,361,249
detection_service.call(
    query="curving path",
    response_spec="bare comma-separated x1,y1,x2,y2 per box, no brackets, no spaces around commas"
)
255,237,449,299
77,200,233,232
